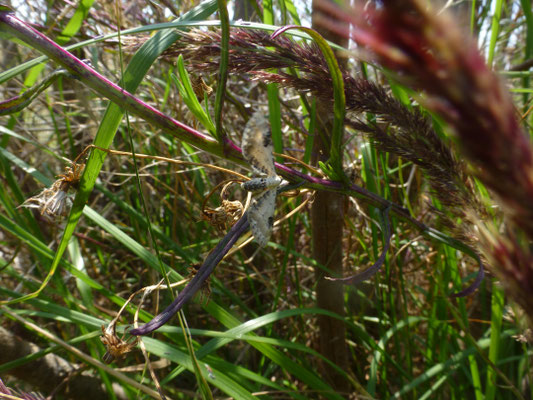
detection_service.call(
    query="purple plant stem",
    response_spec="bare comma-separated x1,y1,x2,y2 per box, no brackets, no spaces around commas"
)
0,9,416,226
0,11,221,156
450,263,485,298
329,207,392,285
130,213,249,335
327,205,483,295
0,10,484,298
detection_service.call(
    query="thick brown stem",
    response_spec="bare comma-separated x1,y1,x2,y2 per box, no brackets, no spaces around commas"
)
311,187,350,391
310,2,351,388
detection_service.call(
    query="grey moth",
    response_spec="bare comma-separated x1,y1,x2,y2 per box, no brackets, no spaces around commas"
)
241,111,285,247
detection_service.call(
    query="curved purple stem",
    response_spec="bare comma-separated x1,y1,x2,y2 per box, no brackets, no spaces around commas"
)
328,206,392,285
450,262,485,298
328,203,484,297
130,214,249,336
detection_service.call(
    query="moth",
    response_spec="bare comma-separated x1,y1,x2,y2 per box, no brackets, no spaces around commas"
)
241,112,285,247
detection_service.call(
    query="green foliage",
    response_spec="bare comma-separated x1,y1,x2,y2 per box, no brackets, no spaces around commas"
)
173,55,216,136
0,1,532,400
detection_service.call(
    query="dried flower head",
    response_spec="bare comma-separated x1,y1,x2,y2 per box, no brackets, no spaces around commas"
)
19,162,85,220
100,323,138,364
202,180,244,231
190,75,213,99
203,199,244,231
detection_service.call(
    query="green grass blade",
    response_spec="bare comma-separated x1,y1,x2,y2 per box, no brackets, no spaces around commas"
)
487,0,503,68
56,0,95,43
303,97,316,164
1,0,218,305
393,330,516,399
267,84,283,160
173,55,216,135
272,25,346,182
144,337,257,400
23,0,95,86
485,281,504,400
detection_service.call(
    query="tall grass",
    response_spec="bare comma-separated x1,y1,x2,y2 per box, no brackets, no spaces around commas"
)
0,0,532,399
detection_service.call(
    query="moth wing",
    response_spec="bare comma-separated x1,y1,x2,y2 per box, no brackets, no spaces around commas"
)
242,111,276,177
247,189,276,247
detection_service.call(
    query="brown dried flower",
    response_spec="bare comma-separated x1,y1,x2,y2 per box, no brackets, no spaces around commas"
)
19,162,85,220
203,199,244,231
100,323,138,364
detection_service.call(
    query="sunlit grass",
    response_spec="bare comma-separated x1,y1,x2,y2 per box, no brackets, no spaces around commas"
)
0,1,532,399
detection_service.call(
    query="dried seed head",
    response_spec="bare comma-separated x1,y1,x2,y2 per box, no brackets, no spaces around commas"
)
100,324,138,364
18,162,84,220
203,199,244,231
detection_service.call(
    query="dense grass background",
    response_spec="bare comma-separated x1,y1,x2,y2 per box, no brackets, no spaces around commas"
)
0,0,532,399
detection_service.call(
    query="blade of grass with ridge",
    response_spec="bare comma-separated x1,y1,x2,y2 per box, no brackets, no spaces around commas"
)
272,25,346,182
